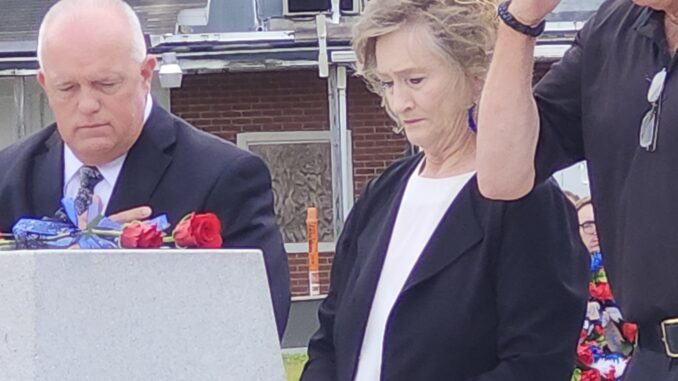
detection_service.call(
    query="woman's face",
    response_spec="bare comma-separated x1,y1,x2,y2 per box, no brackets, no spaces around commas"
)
577,204,599,253
374,24,472,151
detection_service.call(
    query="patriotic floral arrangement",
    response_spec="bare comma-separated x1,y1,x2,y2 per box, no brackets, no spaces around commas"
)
571,251,637,381
0,197,222,250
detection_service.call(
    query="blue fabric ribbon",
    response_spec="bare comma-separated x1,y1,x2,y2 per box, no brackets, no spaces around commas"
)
10,197,171,249
12,219,78,249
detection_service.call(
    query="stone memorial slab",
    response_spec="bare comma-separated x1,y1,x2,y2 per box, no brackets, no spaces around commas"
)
0,249,285,381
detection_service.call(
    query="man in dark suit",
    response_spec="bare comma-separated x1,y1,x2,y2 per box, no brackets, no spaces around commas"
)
0,0,290,338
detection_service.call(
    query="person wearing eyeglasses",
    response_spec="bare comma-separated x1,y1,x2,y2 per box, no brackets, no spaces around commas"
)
573,197,637,381
476,0,678,377
577,198,599,254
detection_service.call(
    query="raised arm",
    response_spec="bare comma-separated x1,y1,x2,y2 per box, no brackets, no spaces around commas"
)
477,1,561,200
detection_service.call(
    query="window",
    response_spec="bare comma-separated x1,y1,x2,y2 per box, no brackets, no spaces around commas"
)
238,131,352,253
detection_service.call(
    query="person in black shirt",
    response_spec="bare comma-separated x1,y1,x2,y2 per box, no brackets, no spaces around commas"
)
477,0,678,377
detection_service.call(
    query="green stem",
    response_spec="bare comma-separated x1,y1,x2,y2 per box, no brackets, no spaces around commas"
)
84,215,105,233
89,229,121,238
34,232,75,243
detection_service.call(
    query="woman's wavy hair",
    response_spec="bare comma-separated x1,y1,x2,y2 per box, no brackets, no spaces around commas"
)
352,0,499,97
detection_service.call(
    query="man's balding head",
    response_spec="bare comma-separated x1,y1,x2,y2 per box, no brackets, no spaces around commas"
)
38,0,146,68
37,0,157,166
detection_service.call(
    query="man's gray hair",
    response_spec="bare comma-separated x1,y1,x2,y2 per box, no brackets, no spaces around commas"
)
37,0,147,67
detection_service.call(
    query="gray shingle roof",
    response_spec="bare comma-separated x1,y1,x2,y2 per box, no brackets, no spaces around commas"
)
0,0,612,69
0,0,208,46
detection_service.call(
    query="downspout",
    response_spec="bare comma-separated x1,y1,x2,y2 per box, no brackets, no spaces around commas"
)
13,77,25,140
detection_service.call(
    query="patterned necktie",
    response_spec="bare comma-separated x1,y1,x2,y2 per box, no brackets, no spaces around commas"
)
74,166,103,216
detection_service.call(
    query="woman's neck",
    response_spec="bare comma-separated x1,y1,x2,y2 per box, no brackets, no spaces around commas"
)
420,133,476,178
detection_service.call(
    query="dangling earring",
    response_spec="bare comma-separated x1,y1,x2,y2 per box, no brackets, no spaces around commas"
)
467,103,477,133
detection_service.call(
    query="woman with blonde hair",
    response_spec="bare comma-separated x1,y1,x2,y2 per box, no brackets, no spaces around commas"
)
301,0,588,379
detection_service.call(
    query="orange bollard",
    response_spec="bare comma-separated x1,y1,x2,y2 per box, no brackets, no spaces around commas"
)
306,207,320,296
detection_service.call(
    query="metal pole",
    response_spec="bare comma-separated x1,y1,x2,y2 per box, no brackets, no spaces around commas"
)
328,66,344,237
13,77,25,140
331,0,340,23
327,65,354,238
337,66,353,218
316,15,329,78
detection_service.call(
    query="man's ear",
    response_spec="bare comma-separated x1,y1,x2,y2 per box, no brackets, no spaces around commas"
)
141,55,157,88
37,70,47,90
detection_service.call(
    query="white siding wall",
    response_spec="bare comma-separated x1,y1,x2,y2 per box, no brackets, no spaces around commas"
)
554,161,590,198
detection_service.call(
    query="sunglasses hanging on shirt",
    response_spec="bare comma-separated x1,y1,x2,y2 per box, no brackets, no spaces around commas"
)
640,67,667,152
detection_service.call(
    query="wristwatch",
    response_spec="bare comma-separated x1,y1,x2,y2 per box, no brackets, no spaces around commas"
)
498,1,546,38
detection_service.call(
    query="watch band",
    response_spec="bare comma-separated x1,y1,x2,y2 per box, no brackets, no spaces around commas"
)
498,1,546,38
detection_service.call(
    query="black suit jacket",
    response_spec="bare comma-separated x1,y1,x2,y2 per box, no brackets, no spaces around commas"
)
0,103,290,338
302,154,588,381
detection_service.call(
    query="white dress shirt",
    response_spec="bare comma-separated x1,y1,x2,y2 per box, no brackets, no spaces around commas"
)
63,94,153,213
353,159,474,381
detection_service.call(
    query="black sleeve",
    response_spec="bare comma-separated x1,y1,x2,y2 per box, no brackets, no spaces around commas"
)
470,181,589,380
300,181,371,381
533,22,593,184
205,153,290,340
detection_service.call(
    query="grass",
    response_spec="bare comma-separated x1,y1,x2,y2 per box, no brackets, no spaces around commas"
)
283,352,308,381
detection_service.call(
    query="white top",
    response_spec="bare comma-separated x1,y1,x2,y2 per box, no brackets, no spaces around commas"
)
63,94,153,213
353,159,474,381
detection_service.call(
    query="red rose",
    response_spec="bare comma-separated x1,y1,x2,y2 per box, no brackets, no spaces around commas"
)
577,344,594,367
120,222,163,248
589,282,614,301
622,322,638,343
581,369,601,381
173,212,223,248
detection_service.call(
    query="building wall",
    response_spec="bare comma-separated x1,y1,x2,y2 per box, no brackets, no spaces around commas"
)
171,71,330,140
288,252,333,295
171,64,555,297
